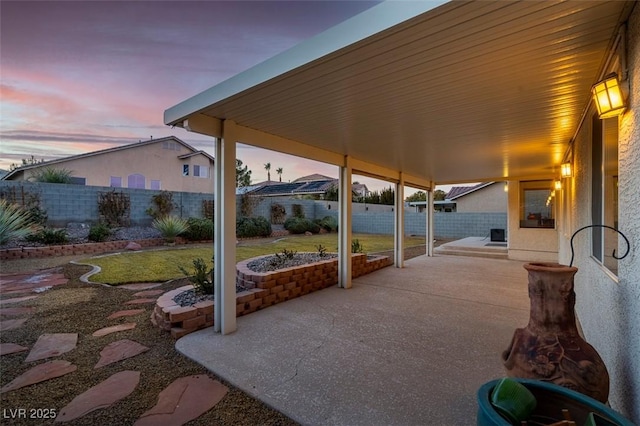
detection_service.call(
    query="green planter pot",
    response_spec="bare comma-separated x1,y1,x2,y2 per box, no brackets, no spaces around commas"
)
477,378,634,426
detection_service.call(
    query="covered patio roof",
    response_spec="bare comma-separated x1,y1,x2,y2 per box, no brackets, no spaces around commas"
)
165,0,631,185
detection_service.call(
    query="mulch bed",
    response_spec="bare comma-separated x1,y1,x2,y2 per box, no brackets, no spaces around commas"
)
0,263,298,426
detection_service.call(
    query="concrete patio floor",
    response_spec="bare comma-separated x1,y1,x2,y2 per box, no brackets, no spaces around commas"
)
176,255,531,425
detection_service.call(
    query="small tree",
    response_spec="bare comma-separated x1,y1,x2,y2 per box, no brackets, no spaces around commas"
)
276,167,283,182
29,167,73,184
236,159,252,187
264,162,271,181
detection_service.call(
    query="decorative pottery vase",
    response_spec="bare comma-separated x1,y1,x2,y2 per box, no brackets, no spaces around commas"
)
502,262,610,403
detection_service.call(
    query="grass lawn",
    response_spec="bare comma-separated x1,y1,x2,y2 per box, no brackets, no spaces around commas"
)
84,233,425,284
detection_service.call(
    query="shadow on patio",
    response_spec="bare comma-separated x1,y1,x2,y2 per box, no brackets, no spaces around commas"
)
176,255,530,425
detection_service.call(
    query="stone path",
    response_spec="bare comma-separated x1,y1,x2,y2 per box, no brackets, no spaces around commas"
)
0,268,229,424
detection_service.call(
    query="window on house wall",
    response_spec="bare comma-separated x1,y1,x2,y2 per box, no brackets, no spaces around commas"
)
519,180,555,228
162,141,181,151
182,164,189,176
592,115,619,275
193,165,208,178
128,173,145,189
110,176,122,187
150,180,161,190
70,177,86,185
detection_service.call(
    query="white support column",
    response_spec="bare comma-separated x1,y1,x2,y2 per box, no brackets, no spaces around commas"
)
338,156,353,289
214,120,237,335
394,175,405,267
426,187,434,256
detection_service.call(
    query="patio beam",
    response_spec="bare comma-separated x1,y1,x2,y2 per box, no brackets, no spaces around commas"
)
183,114,222,138
214,120,238,334
394,174,405,267
338,156,353,289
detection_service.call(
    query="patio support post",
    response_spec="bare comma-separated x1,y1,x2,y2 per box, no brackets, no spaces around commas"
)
394,174,405,267
338,156,353,289
426,188,434,256
214,120,237,334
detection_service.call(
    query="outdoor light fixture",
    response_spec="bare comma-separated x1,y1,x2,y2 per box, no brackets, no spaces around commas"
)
592,73,626,119
561,162,572,178
554,180,562,191
504,182,508,192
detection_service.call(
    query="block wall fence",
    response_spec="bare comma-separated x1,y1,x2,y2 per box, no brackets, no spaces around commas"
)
0,182,506,239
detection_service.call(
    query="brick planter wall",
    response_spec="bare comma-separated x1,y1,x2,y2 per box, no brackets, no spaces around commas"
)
153,253,393,338
0,238,170,260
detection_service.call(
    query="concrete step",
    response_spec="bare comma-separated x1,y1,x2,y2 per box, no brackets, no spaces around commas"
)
434,247,508,260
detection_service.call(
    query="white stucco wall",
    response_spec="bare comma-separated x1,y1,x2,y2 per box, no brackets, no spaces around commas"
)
455,182,507,213
559,8,640,422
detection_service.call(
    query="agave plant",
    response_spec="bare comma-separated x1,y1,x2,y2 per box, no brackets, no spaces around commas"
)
0,199,40,245
152,215,188,243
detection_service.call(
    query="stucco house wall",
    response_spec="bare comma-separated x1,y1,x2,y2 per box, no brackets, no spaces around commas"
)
3,137,214,193
507,180,559,262
558,8,639,421
454,182,507,213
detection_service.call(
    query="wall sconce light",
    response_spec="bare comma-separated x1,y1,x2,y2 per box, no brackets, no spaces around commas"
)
561,162,572,178
592,73,626,119
504,182,508,192
554,180,562,191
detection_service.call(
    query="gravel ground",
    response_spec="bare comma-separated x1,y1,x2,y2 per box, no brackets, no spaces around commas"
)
247,252,338,273
0,263,298,426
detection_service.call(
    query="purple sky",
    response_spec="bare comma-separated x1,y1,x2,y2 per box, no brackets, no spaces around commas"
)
0,1,385,180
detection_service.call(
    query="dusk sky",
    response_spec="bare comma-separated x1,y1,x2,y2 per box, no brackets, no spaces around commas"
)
1,1,453,192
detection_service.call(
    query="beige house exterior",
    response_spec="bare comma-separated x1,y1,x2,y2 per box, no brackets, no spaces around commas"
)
448,182,507,213
2,136,215,193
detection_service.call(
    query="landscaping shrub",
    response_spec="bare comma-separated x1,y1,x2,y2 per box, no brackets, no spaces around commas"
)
236,216,272,238
351,239,364,253
292,203,305,218
182,217,214,241
270,203,286,224
0,199,40,244
88,222,112,242
29,167,73,183
146,190,176,220
26,228,68,245
152,215,188,243
98,190,130,227
315,216,338,232
179,257,214,295
284,217,320,234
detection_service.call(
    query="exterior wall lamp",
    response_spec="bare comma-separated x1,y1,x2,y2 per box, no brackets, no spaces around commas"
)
561,162,572,178
554,180,562,191
592,73,627,119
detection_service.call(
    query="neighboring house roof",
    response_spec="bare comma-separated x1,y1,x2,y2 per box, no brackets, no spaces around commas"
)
446,182,495,200
244,177,366,197
1,136,213,181
293,174,334,182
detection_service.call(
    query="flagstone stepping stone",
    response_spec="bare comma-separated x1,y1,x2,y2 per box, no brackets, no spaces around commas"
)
0,343,29,356
0,318,27,332
132,290,164,297
119,283,162,290
0,306,35,316
92,323,136,337
107,309,145,319
94,339,149,369
0,360,77,393
134,375,228,426
25,333,78,363
55,370,140,422
0,295,38,305
124,298,157,305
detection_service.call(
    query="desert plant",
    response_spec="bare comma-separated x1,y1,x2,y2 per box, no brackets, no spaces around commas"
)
26,228,68,245
292,203,305,218
270,203,286,224
152,215,188,243
315,216,338,232
0,199,40,244
88,222,112,242
146,190,176,220
182,217,214,241
29,167,73,183
351,239,364,254
316,244,328,258
269,248,298,269
98,190,130,226
179,257,214,295
202,199,214,219
284,217,320,234
236,216,272,238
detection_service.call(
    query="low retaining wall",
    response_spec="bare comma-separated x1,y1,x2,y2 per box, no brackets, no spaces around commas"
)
0,238,169,260
153,253,393,338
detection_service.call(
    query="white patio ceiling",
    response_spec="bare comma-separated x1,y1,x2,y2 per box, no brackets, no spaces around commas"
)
165,0,632,186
